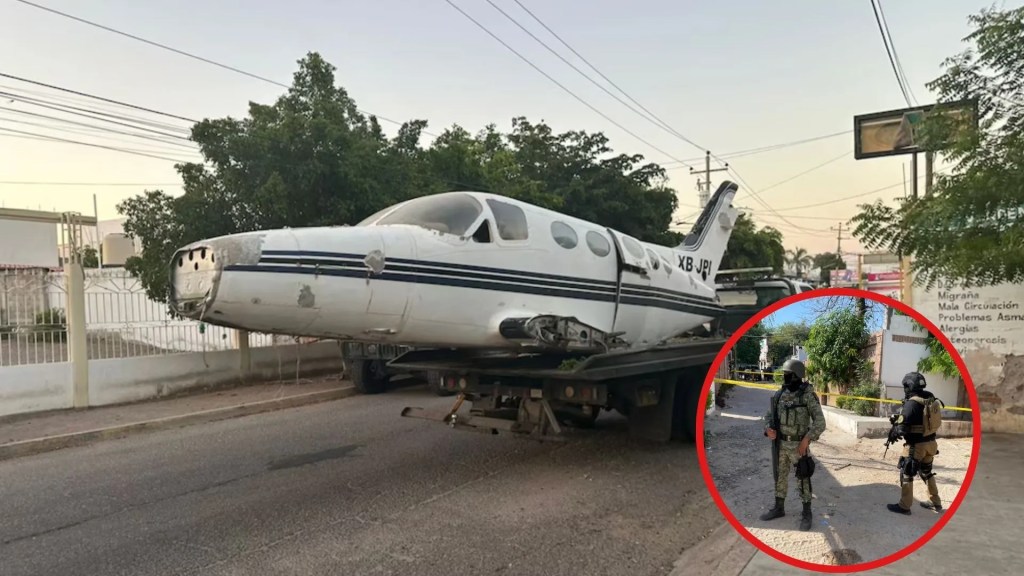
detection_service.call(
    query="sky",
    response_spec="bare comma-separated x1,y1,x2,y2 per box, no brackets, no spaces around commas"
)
0,0,1001,255
763,296,886,333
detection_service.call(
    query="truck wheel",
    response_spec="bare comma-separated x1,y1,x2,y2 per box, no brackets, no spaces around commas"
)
672,371,704,442
351,359,390,395
427,371,455,396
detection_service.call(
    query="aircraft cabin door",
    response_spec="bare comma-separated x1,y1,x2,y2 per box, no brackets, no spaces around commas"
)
363,227,414,337
606,229,653,344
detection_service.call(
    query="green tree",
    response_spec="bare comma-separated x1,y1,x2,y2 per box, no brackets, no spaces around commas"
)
813,252,846,285
785,247,813,278
734,322,767,365
851,5,1024,288
719,213,786,273
917,334,960,379
118,53,686,303
767,321,811,365
803,307,869,392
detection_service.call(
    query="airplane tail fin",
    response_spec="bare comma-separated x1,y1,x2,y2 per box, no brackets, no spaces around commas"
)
674,181,740,284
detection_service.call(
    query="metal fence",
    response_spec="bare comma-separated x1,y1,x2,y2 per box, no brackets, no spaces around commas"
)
1,268,279,366
0,268,68,366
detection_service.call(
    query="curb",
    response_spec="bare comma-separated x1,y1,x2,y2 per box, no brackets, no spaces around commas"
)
0,386,358,462
669,520,757,576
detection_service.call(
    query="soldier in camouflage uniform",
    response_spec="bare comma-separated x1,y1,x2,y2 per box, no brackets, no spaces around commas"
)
760,358,826,531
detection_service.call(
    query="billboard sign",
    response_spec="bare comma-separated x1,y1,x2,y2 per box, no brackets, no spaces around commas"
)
854,99,978,160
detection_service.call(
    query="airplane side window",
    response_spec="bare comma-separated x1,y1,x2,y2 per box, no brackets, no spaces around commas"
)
472,219,492,243
550,221,578,249
586,231,611,257
622,237,646,260
646,249,660,270
354,205,397,227
376,193,483,236
486,199,529,241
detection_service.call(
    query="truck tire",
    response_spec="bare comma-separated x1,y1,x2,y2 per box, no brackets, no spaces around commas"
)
426,371,455,396
351,359,390,395
672,370,704,442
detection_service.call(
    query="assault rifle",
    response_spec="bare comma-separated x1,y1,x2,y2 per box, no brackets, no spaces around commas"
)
883,413,901,458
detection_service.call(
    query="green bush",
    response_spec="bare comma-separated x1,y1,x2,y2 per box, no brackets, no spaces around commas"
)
845,381,881,417
33,307,68,343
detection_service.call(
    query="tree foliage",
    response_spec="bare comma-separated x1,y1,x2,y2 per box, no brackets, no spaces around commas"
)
767,321,811,366
785,247,813,278
917,334,960,379
851,5,1024,288
812,252,846,285
804,307,870,391
734,322,767,365
719,213,786,273
118,52,701,303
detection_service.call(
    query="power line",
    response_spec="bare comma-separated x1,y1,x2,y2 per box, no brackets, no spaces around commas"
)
661,130,854,167
0,113,204,157
875,0,917,105
0,126,194,163
0,180,182,186
442,0,693,166
500,0,703,163
771,169,948,213
756,149,851,194
0,99,198,148
0,71,196,124
12,0,429,134
869,0,912,106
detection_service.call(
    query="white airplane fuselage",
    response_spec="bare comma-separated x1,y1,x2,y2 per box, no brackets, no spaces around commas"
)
170,183,740,351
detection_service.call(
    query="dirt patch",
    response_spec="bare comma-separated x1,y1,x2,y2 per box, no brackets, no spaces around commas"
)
704,385,972,567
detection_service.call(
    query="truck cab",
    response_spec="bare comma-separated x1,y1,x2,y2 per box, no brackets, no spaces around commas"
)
713,267,813,335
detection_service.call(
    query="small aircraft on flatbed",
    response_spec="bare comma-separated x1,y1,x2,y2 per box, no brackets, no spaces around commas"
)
169,181,740,357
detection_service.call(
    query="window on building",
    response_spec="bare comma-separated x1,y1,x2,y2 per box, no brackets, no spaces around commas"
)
486,199,529,241
550,221,578,249
374,193,483,236
586,230,611,257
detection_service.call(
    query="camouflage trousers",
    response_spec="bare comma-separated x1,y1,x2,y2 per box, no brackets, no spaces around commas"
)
775,440,812,503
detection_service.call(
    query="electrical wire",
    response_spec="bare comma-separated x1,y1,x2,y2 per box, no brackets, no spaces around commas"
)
490,0,698,167
11,1,431,134
0,104,198,149
0,114,204,157
875,0,917,105
443,0,694,167
869,0,913,106
661,130,854,167
756,149,851,194
0,126,194,163
0,71,196,124
0,180,182,186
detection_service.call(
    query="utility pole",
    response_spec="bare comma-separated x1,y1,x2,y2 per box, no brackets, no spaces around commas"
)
829,222,849,255
690,151,729,209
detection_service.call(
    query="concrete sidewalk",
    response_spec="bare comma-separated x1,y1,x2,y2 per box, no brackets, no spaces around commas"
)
675,432,1021,576
0,375,356,461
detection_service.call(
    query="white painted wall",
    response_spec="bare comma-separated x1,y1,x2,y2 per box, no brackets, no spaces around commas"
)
878,330,963,418
0,362,73,417
911,279,1024,432
0,219,58,268
1,342,343,418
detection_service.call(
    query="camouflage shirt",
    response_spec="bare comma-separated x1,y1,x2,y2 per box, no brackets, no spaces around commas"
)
763,382,826,441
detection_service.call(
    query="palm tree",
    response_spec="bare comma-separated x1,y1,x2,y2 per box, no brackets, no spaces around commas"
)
786,247,813,278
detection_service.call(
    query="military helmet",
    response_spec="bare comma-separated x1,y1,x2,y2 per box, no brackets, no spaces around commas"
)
902,371,927,392
782,358,806,380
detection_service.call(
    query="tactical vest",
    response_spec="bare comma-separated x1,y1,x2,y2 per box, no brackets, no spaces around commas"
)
773,383,813,439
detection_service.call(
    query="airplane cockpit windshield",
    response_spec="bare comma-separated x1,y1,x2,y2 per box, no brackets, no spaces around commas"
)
360,193,483,235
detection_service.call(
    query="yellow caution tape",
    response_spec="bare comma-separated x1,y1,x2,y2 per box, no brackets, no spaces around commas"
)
734,369,782,375
713,378,973,413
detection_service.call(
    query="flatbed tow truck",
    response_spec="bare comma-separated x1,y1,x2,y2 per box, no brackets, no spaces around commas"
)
392,267,806,443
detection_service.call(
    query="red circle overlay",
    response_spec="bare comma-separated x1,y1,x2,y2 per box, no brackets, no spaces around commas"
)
696,287,982,573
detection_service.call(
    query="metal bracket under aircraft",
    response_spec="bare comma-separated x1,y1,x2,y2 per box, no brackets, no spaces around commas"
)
498,315,627,354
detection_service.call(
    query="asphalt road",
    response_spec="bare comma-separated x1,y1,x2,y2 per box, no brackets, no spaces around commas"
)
1,386,722,576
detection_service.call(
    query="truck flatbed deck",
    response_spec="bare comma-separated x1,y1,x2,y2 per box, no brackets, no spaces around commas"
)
392,336,726,443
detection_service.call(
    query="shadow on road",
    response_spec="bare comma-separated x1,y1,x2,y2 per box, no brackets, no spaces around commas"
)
705,385,966,567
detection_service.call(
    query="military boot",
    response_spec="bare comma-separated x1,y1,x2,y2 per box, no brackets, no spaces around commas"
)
800,502,812,531
759,498,785,521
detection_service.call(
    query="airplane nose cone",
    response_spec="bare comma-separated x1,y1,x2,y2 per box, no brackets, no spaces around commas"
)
169,231,265,319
